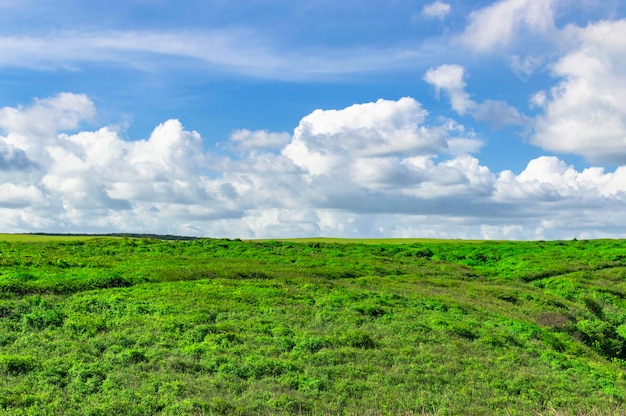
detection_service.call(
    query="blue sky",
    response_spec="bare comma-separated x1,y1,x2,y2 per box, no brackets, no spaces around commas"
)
1,0,626,239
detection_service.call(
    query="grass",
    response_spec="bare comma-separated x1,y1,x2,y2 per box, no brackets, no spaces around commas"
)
0,234,103,243
1,236,626,414
253,237,489,244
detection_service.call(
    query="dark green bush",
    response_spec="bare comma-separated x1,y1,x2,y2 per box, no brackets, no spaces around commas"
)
342,331,376,349
575,319,625,358
353,302,387,317
0,355,38,375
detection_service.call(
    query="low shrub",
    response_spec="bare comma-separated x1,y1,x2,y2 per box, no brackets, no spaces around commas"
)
0,355,38,375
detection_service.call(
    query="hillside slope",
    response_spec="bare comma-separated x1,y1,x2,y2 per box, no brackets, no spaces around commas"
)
1,237,626,415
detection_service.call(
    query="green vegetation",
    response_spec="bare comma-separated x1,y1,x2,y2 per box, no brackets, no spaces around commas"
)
1,236,626,415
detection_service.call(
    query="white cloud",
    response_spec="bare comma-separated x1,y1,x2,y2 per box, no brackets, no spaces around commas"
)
529,91,548,109
509,54,546,77
473,100,525,128
530,19,626,163
461,0,556,52
0,183,45,208
0,141,37,171
422,1,451,20
0,94,239,229
445,138,484,156
480,224,532,240
454,3,626,163
495,156,626,202
230,129,291,151
283,97,448,175
0,93,94,137
1,93,626,239
0,29,437,81
424,65,472,115
424,64,526,127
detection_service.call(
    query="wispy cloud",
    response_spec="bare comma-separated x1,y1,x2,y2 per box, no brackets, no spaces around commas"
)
422,1,451,20
460,0,556,52
0,29,445,80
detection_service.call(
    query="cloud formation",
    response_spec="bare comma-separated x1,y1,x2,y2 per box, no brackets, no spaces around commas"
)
283,98,448,174
0,29,439,81
461,0,556,51
0,142,37,171
424,64,526,128
0,93,95,137
531,19,626,163
0,94,242,234
230,129,291,151
422,1,451,20
1,93,625,239
0,0,624,240
424,3,626,164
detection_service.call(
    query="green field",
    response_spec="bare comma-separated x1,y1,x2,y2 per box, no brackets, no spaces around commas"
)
0,234,103,243
1,235,626,415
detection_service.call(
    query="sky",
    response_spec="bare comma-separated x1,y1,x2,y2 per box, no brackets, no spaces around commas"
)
1,0,626,240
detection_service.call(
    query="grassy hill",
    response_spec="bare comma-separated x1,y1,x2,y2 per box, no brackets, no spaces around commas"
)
1,236,626,415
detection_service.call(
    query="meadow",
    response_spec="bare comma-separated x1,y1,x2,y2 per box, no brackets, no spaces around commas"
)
1,235,626,415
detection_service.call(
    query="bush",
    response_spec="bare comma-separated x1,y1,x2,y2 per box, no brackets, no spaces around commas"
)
342,331,376,349
575,319,625,358
89,274,132,289
22,308,65,330
405,248,434,258
0,355,38,375
353,302,387,317
120,349,148,365
294,336,334,353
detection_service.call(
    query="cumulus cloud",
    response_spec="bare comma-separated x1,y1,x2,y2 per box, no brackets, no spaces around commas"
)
1,93,626,239
276,98,499,218
424,64,526,127
530,19,626,163
422,1,451,20
0,142,37,171
424,65,472,115
0,183,45,208
453,2,626,163
0,94,245,233
490,156,626,239
495,156,626,202
229,129,291,151
283,97,448,175
0,93,95,137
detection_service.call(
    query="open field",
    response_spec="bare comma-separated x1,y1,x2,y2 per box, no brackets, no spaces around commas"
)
1,236,626,414
0,234,104,243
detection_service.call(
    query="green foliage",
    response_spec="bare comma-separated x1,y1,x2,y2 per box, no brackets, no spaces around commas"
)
342,330,376,349
0,355,38,375
1,236,626,414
